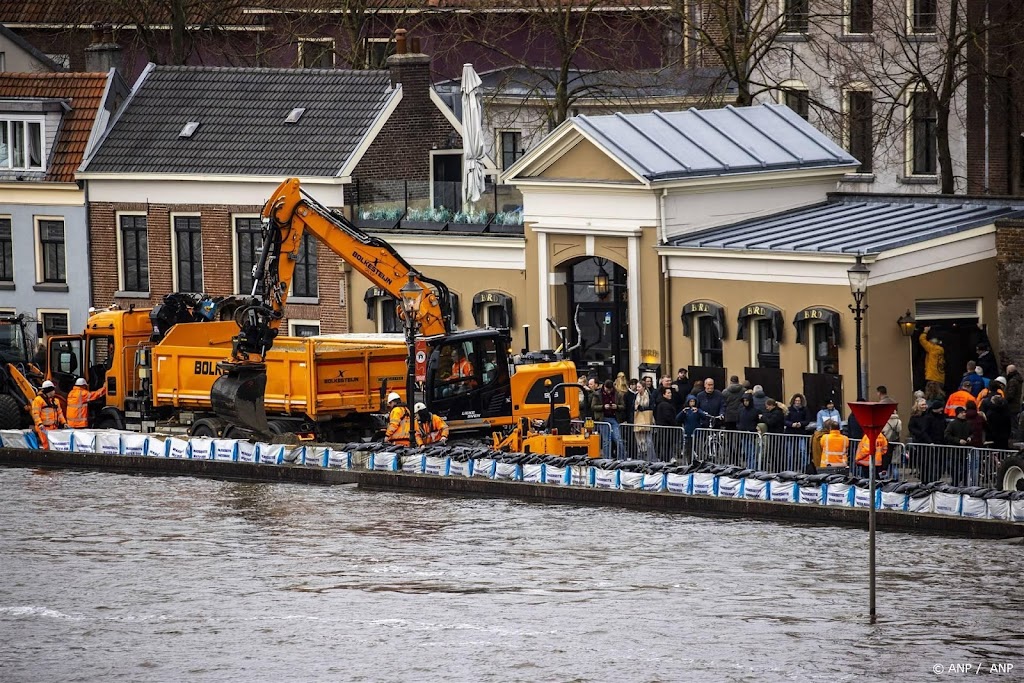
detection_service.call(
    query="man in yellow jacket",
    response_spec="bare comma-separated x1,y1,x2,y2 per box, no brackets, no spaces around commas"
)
413,402,449,446
31,380,66,449
66,377,107,429
919,327,945,394
384,391,411,447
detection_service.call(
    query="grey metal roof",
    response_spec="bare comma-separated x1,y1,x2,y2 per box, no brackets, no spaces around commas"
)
668,195,1024,254
572,103,858,181
84,64,395,176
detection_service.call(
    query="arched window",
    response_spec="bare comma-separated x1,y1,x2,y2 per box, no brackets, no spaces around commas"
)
793,307,841,374
472,290,514,328
737,303,783,369
681,300,725,368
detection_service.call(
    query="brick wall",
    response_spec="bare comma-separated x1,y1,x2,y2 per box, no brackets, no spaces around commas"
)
995,218,1024,366
88,201,349,334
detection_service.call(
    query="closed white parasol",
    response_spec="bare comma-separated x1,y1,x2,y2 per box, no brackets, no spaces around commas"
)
460,63,485,209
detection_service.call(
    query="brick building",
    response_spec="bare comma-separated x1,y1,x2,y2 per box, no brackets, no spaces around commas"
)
78,41,466,335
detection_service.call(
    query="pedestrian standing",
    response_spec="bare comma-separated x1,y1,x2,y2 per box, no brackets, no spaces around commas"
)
632,383,654,460
721,375,745,431
654,387,678,461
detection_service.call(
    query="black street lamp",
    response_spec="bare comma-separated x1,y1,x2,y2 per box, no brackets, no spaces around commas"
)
399,272,424,407
847,254,870,401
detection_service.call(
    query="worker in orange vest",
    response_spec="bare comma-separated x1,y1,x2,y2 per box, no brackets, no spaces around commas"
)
856,432,888,476
819,420,849,468
31,380,66,449
945,380,977,417
384,391,411,447
66,377,107,429
975,377,1006,408
413,402,449,446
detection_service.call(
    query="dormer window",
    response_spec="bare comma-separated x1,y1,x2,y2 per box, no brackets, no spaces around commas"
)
0,117,45,170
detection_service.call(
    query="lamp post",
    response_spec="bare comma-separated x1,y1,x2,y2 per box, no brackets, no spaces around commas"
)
847,254,870,401
399,272,424,407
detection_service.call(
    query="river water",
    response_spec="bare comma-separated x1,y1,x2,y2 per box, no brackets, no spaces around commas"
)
1,467,1021,682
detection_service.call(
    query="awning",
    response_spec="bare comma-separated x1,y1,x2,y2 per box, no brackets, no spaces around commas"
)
472,290,514,327
793,306,841,345
681,300,726,339
736,303,784,341
363,286,392,321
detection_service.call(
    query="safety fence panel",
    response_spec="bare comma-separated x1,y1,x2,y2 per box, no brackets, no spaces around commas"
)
618,423,688,462
758,433,812,472
903,443,1018,488
691,428,764,469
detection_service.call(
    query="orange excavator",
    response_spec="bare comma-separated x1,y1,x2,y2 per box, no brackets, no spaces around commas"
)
210,178,580,438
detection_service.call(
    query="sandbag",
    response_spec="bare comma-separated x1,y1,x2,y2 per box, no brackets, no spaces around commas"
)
691,472,717,497
825,483,853,507
494,462,521,481
423,456,448,476
592,467,619,489
522,463,544,483
349,450,371,469
961,495,987,519
907,493,932,513
257,443,285,465
543,464,569,485
717,476,744,499
798,484,824,505
1009,499,1024,523
369,452,399,471
166,437,190,459
146,436,167,457
448,459,471,477
284,445,306,464
642,473,666,492
473,459,495,478
770,481,797,503
931,492,962,516
236,441,258,463
570,465,592,487
1,429,35,449
401,453,424,473
94,430,122,455
301,446,327,468
742,478,768,500
619,471,644,490
190,438,214,460
71,430,97,454
121,433,148,457
327,449,351,469
854,487,878,509
44,429,73,452
211,439,238,462
880,491,908,511
666,472,691,494
987,498,1010,520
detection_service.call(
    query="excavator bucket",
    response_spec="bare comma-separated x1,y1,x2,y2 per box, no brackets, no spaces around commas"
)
211,365,270,435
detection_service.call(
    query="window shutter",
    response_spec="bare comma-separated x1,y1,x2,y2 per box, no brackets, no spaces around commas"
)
914,300,979,319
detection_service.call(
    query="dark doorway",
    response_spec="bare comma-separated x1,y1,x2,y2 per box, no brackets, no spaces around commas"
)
564,257,629,381
910,320,987,396
432,153,462,212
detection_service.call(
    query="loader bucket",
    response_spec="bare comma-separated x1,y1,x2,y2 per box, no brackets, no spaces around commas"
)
211,365,270,435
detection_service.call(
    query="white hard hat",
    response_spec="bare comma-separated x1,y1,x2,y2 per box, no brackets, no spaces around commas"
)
414,402,426,413
387,391,401,403
41,380,55,390
75,378,88,387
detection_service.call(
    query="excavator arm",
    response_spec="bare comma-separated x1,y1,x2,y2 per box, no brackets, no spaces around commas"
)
211,178,453,433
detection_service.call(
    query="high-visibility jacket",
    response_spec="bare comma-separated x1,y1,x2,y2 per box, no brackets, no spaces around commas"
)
820,430,850,468
452,358,474,378
384,405,411,446
31,394,66,449
975,386,1004,406
66,385,107,429
415,413,449,446
918,333,945,384
945,390,975,417
856,433,888,467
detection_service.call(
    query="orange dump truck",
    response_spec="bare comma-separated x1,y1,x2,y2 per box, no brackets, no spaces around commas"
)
46,307,408,439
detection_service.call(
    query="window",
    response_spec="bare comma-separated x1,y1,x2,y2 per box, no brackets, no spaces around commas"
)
299,39,335,68
754,319,780,369
432,340,478,399
0,217,11,282
0,118,45,170
782,0,809,33
911,91,937,175
40,310,68,337
364,38,394,68
173,216,203,293
812,323,839,374
500,131,524,170
119,214,148,292
292,234,318,298
38,219,65,283
486,304,508,329
847,90,873,173
848,0,872,33
783,88,809,120
380,297,400,333
912,0,937,33
235,216,262,295
289,320,320,337
696,316,723,368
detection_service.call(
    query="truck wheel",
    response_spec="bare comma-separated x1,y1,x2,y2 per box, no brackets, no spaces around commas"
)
0,394,21,429
996,455,1024,491
190,419,222,438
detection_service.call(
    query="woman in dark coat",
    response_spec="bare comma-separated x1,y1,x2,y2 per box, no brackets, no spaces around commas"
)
736,395,759,432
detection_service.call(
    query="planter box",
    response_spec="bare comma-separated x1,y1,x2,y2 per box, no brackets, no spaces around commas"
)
356,218,400,230
446,221,488,233
486,222,524,234
400,220,446,231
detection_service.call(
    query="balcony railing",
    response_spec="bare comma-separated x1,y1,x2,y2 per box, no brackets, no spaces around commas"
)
351,179,524,234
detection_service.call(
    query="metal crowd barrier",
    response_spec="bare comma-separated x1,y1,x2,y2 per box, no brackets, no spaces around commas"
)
618,423,688,462
903,443,1018,488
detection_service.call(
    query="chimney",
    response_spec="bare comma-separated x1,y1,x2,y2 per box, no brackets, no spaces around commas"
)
85,22,123,75
386,29,431,100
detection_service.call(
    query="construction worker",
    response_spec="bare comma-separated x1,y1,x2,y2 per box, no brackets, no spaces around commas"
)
413,402,449,446
31,380,66,449
451,348,474,379
819,420,849,469
383,391,411,447
856,432,888,477
945,380,977,417
66,377,107,429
